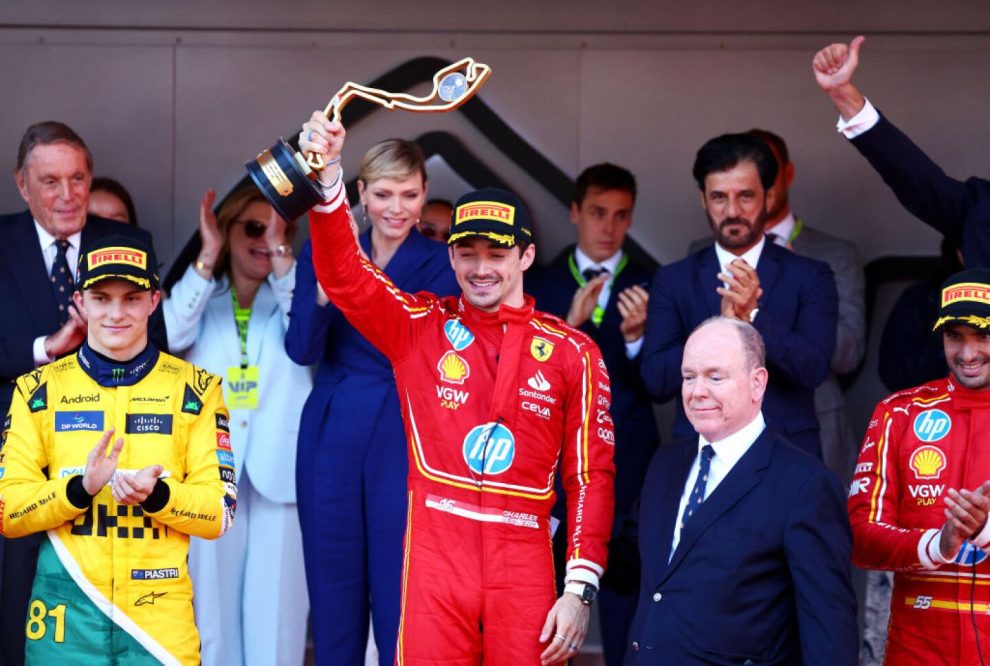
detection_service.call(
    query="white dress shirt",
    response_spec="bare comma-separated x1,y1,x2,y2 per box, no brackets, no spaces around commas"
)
574,246,643,358
32,221,82,365
670,412,767,558
765,212,796,247
836,98,880,139
714,234,766,288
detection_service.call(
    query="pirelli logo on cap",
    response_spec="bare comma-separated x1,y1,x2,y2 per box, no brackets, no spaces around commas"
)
87,247,148,271
455,201,515,226
941,282,990,307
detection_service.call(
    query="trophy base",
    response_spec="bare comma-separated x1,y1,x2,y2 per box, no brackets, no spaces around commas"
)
246,138,324,222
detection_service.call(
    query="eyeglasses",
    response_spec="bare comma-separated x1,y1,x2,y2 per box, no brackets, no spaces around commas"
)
233,219,267,239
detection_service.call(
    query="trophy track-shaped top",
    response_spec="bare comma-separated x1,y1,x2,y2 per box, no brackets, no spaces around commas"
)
247,57,492,221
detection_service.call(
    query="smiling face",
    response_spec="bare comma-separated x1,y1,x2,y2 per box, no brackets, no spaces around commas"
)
943,323,990,391
701,160,772,256
449,239,535,312
571,186,634,263
73,280,160,361
227,201,282,284
681,320,767,442
15,142,92,239
358,174,427,243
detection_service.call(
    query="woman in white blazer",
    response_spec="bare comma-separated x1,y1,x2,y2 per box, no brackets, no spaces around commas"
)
163,182,310,666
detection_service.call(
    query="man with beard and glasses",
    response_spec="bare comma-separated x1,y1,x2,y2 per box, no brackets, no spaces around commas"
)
641,132,838,458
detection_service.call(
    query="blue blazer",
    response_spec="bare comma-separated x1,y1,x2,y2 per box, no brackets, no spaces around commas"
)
527,247,659,520
0,210,167,417
851,112,990,267
625,429,857,665
641,243,837,457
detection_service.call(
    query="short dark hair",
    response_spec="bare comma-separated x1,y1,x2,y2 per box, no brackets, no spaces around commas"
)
16,121,93,172
90,177,138,226
692,133,777,192
573,163,637,206
746,128,790,167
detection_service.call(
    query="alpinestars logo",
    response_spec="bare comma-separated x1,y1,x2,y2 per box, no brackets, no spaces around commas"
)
528,370,550,392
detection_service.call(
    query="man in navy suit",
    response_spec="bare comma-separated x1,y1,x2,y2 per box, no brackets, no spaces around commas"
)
626,317,857,664
0,121,166,666
641,133,838,457
814,35,990,268
528,163,658,666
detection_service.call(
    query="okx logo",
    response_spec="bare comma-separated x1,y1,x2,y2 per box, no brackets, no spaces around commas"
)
462,423,515,476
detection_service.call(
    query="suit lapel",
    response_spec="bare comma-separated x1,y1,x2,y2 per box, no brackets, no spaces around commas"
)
696,248,722,315
755,243,782,307
247,281,278,366
654,442,697,571
6,212,57,329
208,278,241,369
662,429,773,580
376,228,433,286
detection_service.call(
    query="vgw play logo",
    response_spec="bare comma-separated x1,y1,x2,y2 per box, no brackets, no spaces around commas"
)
462,423,515,475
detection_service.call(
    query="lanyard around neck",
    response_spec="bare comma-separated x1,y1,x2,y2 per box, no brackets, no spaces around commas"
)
567,253,628,326
231,288,252,368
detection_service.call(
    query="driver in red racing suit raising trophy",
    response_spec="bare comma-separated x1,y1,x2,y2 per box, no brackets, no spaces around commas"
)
297,112,615,665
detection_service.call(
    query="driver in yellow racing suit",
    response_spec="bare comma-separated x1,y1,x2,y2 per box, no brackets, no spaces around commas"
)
0,234,236,665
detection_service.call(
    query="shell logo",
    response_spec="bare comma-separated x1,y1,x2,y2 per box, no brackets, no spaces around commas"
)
438,350,470,385
909,445,947,480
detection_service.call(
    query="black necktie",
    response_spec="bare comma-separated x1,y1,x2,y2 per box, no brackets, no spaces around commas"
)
51,239,74,325
582,266,608,282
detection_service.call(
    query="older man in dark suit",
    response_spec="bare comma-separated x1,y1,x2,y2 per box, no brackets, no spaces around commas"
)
0,121,166,666
626,317,857,664
642,132,838,458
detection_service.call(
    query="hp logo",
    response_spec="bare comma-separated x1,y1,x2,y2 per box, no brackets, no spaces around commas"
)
913,409,951,443
463,423,515,475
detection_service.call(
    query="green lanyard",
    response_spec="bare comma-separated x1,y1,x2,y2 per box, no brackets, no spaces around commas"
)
787,217,804,244
231,288,252,369
567,253,629,326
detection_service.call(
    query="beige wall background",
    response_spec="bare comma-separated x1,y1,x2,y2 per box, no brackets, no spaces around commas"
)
1,1,988,435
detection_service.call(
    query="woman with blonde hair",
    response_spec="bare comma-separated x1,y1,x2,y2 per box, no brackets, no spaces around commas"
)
164,181,310,665
286,138,458,665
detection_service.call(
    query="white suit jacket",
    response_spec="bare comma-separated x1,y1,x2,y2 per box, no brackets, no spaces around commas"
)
163,265,311,503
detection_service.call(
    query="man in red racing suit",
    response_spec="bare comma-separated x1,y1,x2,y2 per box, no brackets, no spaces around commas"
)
298,115,615,665
849,268,990,664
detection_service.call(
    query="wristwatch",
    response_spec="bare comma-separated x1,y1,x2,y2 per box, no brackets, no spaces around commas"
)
564,582,598,606
273,243,293,258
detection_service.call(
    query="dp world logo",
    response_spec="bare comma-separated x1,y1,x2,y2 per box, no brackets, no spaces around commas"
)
913,409,951,443
462,423,515,476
